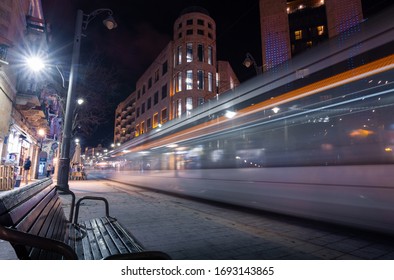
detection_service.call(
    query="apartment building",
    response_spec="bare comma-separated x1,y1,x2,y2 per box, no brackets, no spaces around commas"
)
114,6,239,145
259,0,363,70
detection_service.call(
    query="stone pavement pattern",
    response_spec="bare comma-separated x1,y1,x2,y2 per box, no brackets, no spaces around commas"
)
1,179,394,260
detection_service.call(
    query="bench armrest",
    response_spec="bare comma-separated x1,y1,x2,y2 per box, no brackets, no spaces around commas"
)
74,196,113,224
0,225,78,260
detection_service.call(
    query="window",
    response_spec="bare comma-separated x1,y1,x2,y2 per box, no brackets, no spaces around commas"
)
147,118,151,129
186,97,193,116
295,30,302,40
208,46,213,65
208,22,212,29
161,108,168,123
140,121,145,134
186,43,193,62
137,90,141,100
177,72,182,92
154,91,159,105
186,19,193,25
186,29,193,35
135,124,140,136
137,107,140,117
197,44,204,62
162,84,168,99
176,99,182,118
317,25,324,36
154,69,159,82
162,61,168,74
142,85,146,95
197,19,204,26
0,45,9,62
178,32,182,38
141,103,145,114
186,70,193,90
147,98,151,110
197,29,204,35
197,70,204,90
153,113,159,128
177,45,182,65
178,22,182,29
208,72,213,92
148,77,152,88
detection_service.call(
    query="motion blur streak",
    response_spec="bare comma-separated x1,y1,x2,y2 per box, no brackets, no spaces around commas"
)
94,9,394,235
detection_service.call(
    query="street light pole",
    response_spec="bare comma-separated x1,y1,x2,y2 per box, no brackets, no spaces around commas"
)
56,9,117,191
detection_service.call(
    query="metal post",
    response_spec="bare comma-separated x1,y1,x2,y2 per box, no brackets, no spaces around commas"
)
56,10,83,191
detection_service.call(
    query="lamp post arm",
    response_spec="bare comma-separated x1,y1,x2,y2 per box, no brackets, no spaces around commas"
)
55,65,66,88
82,8,114,30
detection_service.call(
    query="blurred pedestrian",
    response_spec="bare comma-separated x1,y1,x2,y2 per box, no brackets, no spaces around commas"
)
46,164,52,177
23,156,31,184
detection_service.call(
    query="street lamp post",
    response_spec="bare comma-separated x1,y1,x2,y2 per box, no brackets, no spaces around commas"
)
56,9,117,191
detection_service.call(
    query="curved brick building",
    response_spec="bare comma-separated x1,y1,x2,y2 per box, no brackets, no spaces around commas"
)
114,7,239,144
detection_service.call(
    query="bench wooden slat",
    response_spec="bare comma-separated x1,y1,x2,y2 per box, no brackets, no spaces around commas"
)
0,178,171,260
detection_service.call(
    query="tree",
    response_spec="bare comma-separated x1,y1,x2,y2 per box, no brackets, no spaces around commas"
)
71,52,122,140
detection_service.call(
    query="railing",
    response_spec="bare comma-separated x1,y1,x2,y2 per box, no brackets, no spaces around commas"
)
0,165,16,191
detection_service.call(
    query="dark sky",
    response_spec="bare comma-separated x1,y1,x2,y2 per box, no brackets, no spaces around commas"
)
40,0,392,148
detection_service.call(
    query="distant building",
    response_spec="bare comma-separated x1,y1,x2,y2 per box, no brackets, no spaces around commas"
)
114,7,239,145
259,0,363,70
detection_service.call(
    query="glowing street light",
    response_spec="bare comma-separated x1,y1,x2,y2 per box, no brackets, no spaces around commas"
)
26,56,45,72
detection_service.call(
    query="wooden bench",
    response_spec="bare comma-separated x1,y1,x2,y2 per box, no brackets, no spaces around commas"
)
0,178,171,260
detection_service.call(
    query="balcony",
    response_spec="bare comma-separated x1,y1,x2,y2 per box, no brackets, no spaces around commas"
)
15,90,48,130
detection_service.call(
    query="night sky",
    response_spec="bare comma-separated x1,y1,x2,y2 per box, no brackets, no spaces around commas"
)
40,0,392,147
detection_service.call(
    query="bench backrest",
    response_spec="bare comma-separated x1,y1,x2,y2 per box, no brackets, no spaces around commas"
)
0,178,69,259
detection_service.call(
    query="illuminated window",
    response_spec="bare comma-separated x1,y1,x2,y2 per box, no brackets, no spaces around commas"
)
153,113,159,128
186,97,193,116
140,121,145,134
177,45,182,65
208,72,213,92
161,108,168,123
186,70,193,90
177,72,182,92
295,30,302,40
186,43,193,62
135,124,140,136
177,99,182,118
317,26,324,36
208,46,212,65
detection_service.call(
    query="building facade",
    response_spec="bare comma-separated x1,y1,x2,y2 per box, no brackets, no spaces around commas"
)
259,0,363,70
114,7,239,145
0,0,61,189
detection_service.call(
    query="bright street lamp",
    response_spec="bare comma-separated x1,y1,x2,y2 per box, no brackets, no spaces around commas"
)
56,8,117,191
243,52,263,75
26,56,45,71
